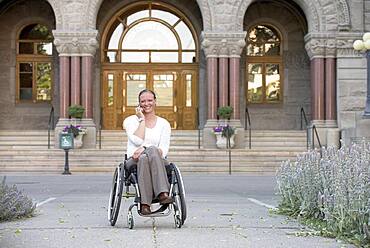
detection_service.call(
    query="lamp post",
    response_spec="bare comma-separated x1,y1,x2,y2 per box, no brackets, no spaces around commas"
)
353,32,370,117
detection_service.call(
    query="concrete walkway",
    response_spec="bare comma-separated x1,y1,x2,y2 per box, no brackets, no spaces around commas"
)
0,173,354,248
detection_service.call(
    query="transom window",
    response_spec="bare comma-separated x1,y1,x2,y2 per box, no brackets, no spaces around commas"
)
103,2,197,64
16,24,53,102
246,25,282,103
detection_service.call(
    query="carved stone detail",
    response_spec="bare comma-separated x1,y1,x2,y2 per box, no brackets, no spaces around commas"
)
336,0,351,31
336,39,362,58
201,32,246,57
305,38,326,58
305,33,340,58
53,30,99,56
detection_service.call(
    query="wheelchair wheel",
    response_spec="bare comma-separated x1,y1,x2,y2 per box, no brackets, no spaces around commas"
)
173,164,187,225
108,164,124,226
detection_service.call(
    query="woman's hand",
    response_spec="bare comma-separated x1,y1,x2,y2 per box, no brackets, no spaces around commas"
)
135,106,144,119
132,146,146,160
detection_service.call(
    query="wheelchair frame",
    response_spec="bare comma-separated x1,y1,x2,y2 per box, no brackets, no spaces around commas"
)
108,158,187,229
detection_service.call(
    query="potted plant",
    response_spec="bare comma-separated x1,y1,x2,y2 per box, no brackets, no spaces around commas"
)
65,105,86,148
214,106,236,149
217,106,233,120
68,104,85,119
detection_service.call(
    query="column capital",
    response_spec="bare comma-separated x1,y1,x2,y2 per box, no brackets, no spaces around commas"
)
201,32,246,58
53,30,99,56
304,33,338,59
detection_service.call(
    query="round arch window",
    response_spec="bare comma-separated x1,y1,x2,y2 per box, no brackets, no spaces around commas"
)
246,24,282,103
102,2,197,64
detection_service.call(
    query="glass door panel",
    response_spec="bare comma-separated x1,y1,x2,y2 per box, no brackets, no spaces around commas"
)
125,73,147,106
153,73,174,106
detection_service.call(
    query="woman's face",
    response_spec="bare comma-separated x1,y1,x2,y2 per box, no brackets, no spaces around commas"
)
139,92,156,114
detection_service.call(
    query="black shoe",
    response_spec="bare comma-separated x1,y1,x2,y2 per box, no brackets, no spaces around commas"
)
158,192,174,205
140,204,151,215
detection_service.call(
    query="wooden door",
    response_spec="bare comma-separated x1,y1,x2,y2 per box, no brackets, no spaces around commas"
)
102,69,197,129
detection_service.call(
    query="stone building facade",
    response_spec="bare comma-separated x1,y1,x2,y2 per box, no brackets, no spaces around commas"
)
0,0,369,148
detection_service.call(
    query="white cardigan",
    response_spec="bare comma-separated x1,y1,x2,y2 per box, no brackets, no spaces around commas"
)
123,115,171,158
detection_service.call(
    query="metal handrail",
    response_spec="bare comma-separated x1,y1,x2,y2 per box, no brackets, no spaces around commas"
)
99,107,102,149
311,125,322,149
300,107,308,130
300,107,309,149
47,106,55,149
245,107,252,149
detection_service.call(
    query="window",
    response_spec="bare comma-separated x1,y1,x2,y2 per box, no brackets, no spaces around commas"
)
16,24,53,102
246,25,282,103
103,2,197,64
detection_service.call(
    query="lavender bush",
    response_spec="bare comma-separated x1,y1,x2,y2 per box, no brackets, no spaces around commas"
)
0,177,36,222
276,141,370,246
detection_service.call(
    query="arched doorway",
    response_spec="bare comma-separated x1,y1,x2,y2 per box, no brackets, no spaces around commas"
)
101,1,199,130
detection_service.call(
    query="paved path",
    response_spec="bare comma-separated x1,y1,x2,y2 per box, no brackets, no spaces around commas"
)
0,173,353,248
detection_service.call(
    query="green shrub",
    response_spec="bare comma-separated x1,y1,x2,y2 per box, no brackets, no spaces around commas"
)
68,104,85,119
0,177,36,222
276,142,370,247
217,106,233,120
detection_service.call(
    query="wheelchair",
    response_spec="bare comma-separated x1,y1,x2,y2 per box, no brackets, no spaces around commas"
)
108,155,187,229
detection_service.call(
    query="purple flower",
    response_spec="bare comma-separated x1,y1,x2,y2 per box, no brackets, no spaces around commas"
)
63,125,83,137
213,125,223,132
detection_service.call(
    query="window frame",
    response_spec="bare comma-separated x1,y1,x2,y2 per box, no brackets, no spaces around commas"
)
16,24,53,103
101,1,198,64
246,24,283,104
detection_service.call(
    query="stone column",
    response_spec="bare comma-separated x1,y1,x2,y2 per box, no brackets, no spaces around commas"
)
82,56,93,118
70,56,81,105
305,36,340,148
207,57,218,119
218,57,228,107
53,30,98,149
325,57,336,120
311,58,325,120
201,32,246,148
229,57,240,119
59,56,70,118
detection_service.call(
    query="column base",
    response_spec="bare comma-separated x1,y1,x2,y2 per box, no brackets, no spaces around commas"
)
309,120,339,148
202,119,245,149
55,118,96,149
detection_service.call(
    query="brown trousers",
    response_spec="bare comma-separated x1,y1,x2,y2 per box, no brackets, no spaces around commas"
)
126,146,170,205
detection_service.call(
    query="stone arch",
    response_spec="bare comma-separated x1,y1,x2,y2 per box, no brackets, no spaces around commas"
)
237,0,351,33
87,0,207,31
236,0,320,32
196,0,212,31
46,0,62,29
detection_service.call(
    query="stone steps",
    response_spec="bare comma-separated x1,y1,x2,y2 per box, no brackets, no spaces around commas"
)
0,129,307,173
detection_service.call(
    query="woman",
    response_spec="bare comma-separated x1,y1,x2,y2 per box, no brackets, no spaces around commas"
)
123,89,173,215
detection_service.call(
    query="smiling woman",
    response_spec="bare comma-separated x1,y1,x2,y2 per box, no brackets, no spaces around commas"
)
123,89,172,215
